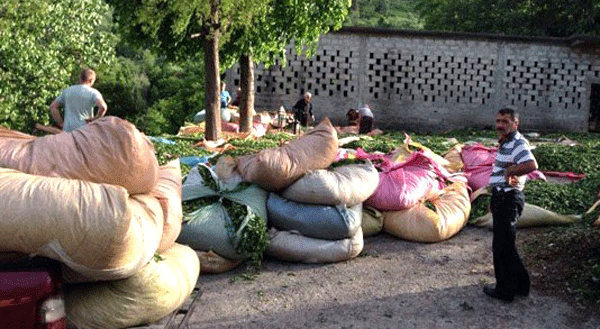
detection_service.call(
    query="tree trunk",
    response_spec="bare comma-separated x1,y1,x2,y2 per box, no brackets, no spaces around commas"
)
203,4,221,141
239,54,255,133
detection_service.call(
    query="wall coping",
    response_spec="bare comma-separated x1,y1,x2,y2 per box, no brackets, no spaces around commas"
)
335,26,600,50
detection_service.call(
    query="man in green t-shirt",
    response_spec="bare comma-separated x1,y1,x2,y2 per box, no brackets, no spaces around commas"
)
50,68,107,132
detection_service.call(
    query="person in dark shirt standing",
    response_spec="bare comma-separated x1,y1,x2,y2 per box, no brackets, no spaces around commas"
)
484,107,538,302
292,92,314,127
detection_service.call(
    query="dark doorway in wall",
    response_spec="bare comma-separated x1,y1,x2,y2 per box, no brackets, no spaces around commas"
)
590,83,600,132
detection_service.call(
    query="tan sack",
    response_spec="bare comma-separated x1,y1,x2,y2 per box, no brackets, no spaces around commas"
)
151,159,183,253
362,205,384,237
65,243,199,329
0,116,158,194
0,168,163,282
281,160,379,206
197,250,243,274
383,181,471,243
442,143,464,173
472,203,579,229
236,117,338,191
266,227,363,264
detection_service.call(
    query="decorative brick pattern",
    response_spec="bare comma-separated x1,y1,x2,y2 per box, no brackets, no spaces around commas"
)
227,28,600,133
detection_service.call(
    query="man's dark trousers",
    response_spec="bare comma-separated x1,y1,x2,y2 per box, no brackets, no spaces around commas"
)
490,188,530,297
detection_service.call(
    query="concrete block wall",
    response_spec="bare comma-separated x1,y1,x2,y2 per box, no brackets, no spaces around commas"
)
226,27,600,133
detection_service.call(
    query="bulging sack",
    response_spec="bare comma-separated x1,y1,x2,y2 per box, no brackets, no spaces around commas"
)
365,151,448,211
0,168,163,282
266,227,363,264
281,160,379,206
267,193,362,240
236,117,338,192
0,116,159,194
151,159,183,253
177,164,268,260
383,181,471,243
65,243,199,329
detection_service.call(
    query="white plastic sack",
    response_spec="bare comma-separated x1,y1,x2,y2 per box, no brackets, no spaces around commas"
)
266,227,363,264
281,160,379,206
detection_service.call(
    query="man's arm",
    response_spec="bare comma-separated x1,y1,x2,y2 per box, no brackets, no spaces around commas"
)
505,159,538,179
95,98,107,118
49,100,64,128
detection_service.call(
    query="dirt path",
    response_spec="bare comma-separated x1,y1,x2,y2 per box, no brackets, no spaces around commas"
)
179,226,600,328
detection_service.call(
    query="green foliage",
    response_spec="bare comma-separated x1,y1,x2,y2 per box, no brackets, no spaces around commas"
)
415,0,600,37
344,0,424,29
94,46,205,135
151,138,213,166
343,134,400,154
0,0,117,132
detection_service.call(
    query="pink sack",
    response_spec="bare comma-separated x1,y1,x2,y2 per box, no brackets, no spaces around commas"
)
364,151,448,211
461,143,545,191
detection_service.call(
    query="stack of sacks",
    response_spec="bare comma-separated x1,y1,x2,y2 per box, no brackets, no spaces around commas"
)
0,118,193,328
470,187,580,228
177,163,268,267
266,159,379,263
461,143,545,192
383,181,471,242
0,117,168,281
65,243,199,329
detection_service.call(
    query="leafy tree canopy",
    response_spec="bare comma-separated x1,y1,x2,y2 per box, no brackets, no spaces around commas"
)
0,0,117,132
108,0,266,61
344,0,423,30
415,0,600,37
221,0,351,69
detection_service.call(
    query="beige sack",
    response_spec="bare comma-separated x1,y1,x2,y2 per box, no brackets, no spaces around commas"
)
281,160,379,206
0,168,163,282
151,159,183,253
236,117,338,191
0,116,158,194
197,250,243,274
383,181,471,243
65,243,199,329
266,227,363,264
472,203,579,229
362,205,384,237
442,143,464,173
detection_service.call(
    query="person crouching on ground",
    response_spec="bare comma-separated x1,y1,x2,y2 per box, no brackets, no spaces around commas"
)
484,107,538,302
358,105,374,134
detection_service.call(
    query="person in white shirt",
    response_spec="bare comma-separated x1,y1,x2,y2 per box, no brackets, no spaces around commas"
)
50,68,107,132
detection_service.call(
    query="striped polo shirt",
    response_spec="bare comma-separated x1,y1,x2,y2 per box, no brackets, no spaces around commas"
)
489,131,536,191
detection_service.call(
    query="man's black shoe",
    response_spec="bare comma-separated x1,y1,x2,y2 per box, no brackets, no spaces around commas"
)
483,286,514,302
515,288,529,297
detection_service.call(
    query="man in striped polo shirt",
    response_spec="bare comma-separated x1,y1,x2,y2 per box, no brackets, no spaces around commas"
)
484,108,538,302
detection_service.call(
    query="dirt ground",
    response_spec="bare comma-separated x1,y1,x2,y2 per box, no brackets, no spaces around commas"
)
166,226,600,329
